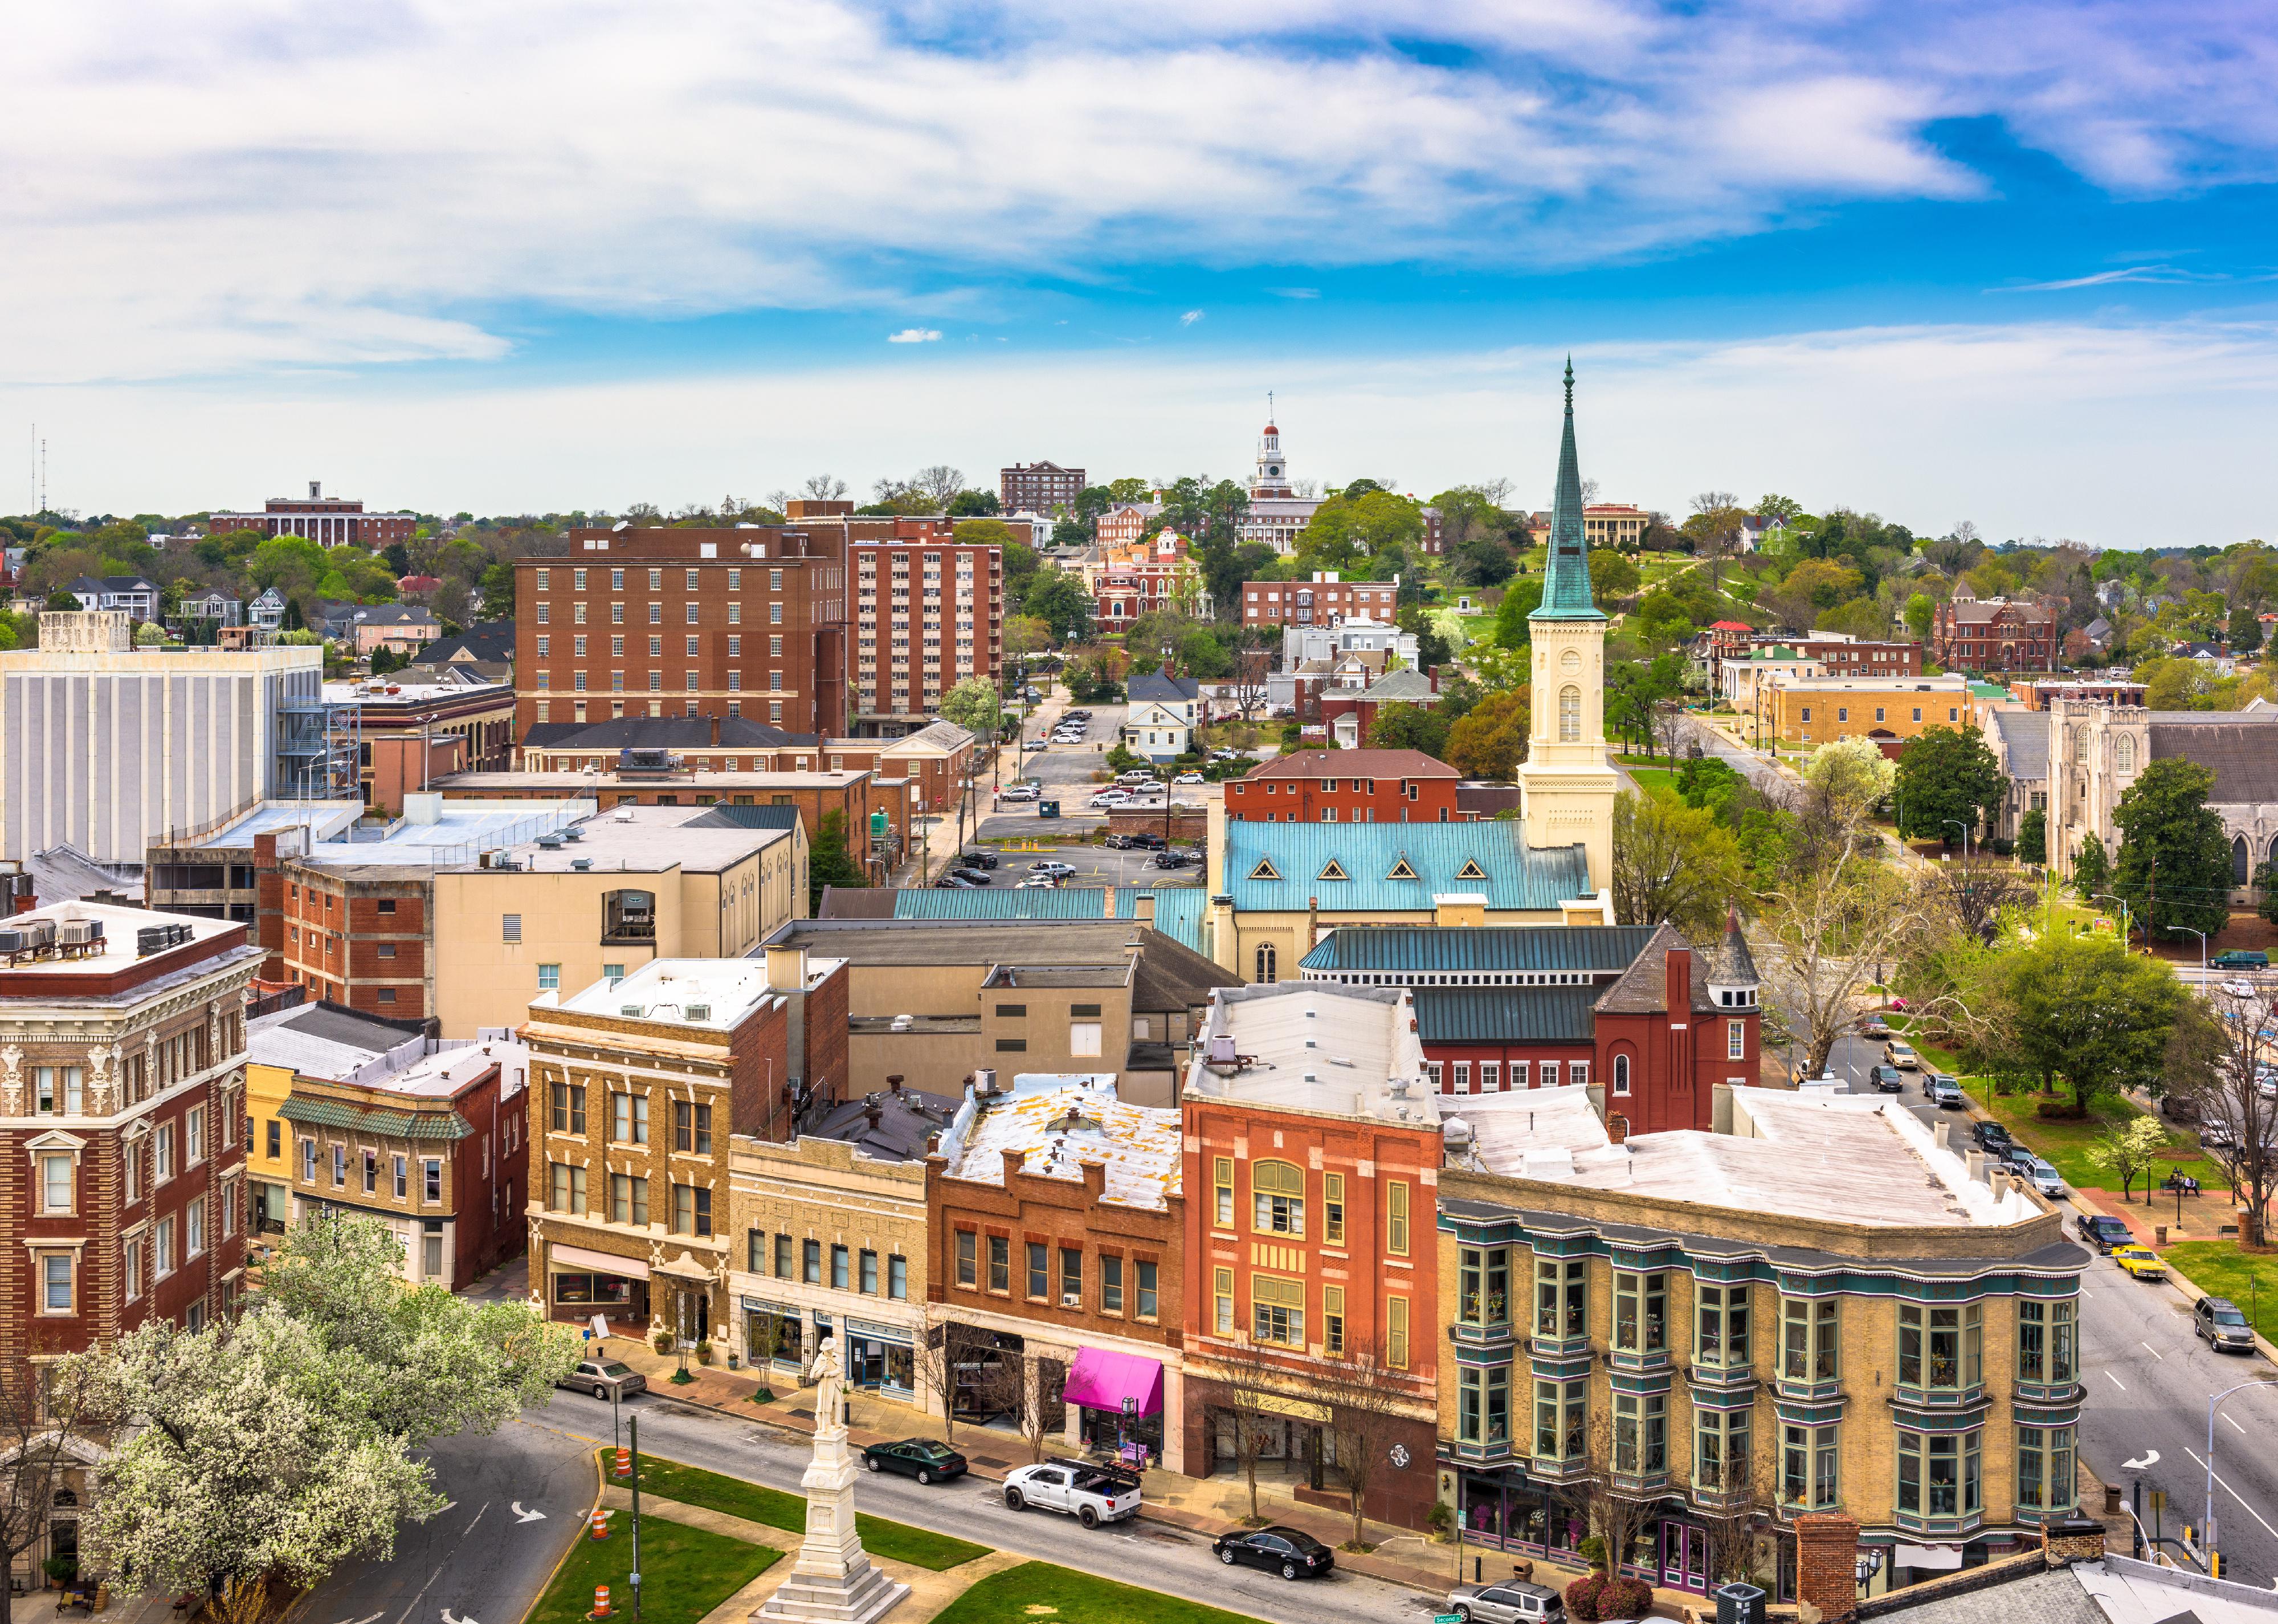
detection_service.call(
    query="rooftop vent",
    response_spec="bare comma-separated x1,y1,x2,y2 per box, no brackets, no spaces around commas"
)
561,826,583,841
571,858,592,871
685,1003,711,1023
1442,1116,1474,1150
534,834,564,850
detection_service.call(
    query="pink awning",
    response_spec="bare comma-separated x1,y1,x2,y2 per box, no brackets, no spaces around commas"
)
1062,1347,1164,1418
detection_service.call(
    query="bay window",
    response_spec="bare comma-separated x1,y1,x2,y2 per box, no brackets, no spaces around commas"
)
1459,1246,1510,1327
1614,1270,1666,1353
1696,1283,1750,1368
1537,1257,1587,1339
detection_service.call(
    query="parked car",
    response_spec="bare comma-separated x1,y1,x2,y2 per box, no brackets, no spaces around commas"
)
1860,1015,1893,1038
960,850,999,870
2214,950,2271,970
1102,833,1139,849
1015,875,1059,889
2202,1118,2240,1151
1150,850,1193,869
1447,1580,1566,1623
1173,772,1205,785
1030,860,1076,877
935,873,978,888
1002,1459,1142,1528
2076,1214,2132,1252
946,867,993,886
1971,1120,2014,1153
1885,1040,1920,1070
1129,831,1167,848
999,785,1040,801
2002,1143,2038,1171
2023,1157,2065,1197
557,1358,648,1401
1211,1525,1336,1581
1089,793,1131,809
1868,1065,1905,1093
2197,1296,2259,1352
2223,980,2259,999
1925,1075,1965,1108
2112,1244,2166,1280
861,1439,967,1484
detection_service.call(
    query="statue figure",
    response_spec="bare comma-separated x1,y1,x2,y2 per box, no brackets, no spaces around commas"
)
809,1332,846,1435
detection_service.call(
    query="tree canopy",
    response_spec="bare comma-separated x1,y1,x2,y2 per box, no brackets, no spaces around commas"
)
1441,689,1529,778
1998,933,2187,1111
1889,725,2003,842
2110,757,2234,942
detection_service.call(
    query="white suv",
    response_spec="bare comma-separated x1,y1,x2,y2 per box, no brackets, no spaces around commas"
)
1002,1459,1142,1528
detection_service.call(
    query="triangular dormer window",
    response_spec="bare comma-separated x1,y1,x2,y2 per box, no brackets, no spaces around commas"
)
1385,856,1418,881
1248,858,1281,882
1455,859,1488,882
1317,859,1350,882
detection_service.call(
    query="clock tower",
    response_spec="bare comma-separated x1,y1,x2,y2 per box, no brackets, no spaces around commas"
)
1515,360,1619,894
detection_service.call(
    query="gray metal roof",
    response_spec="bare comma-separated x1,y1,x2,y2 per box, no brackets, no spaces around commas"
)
1415,986,1598,1044
1989,707,2051,781
1300,924,1655,973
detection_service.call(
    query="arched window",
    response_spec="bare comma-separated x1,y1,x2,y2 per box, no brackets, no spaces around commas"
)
1612,1054,1632,1096
2115,735,2136,773
1252,1160,1306,1237
2235,835,2251,885
1559,685,1582,742
1255,943,1277,984
2073,725,2088,763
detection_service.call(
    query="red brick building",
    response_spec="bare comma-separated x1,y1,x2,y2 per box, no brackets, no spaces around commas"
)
1239,573,1401,628
1931,593,2057,673
0,903,264,1363
847,536,1004,731
1295,919,1763,1136
1181,983,1443,1528
1225,749,1461,823
208,481,416,549
925,1075,1187,1466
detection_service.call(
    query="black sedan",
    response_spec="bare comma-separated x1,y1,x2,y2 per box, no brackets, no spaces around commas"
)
1867,1065,1905,1093
860,1439,967,1484
1213,1525,1336,1580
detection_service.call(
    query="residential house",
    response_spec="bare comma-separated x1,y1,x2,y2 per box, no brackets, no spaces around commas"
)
1322,665,1444,748
175,590,243,629
67,576,161,621
1123,668,1203,762
248,587,288,631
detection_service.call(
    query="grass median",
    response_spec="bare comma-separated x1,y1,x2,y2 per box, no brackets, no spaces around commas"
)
602,1449,990,1570
2160,1244,2278,1339
928,1560,1268,1624
529,1516,777,1624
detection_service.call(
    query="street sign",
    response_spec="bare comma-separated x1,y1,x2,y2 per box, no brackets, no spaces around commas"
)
2149,1489,2167,1513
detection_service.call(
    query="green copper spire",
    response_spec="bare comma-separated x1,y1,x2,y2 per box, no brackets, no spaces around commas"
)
1533,355,1605,621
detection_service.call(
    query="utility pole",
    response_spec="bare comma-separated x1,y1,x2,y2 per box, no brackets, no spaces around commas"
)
630,1413,646,1620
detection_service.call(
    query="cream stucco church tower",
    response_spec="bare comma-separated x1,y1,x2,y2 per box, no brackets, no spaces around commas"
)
1514,361,1620,894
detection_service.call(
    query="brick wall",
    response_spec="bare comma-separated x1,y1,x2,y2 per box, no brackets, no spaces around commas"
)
1794,1512,1861,1624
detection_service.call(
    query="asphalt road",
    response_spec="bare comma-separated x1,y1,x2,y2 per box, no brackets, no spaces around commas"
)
326,1384,1450,1624
1787,995,2278,1586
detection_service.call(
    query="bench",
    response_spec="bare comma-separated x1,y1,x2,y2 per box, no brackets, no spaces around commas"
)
2221,1224,2241,1239
2161,1175,2203,1197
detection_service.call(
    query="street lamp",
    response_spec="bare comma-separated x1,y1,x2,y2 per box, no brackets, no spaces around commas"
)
2174,925,2208,980
1941,818,1973,862
2204,1379,2278,1578
1854,1548,1884,1594
2095,892,2133,951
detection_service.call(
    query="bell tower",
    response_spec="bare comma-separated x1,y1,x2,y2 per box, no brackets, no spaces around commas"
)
1251,394,1293,500
1514,360,1619,895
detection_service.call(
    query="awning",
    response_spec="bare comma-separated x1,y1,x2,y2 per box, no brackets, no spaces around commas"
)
1062,1348,1164,1419
1892,1544,1963,1571
550,1243,649,1280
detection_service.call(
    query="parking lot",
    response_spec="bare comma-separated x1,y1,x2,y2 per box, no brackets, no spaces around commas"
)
932,838,1201,891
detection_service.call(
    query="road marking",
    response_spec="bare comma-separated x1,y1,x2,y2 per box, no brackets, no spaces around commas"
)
2143,1342,2165,1361
2124,1451,2161,1470
2228,1414,2249,1436
2185,1448,2278,1539
442,1612,483,1624
511,1501,546,1523
2105,1370,2127,1390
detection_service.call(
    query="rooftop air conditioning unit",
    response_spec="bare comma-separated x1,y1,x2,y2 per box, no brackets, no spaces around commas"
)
571,858,592,871
620,1004,645,1018
0,929,28,953
57,920,103,946
136,927,164,955
890,1014,914,1032
685,1004,711,1022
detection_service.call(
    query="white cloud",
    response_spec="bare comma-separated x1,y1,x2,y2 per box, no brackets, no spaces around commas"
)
17,316,2278,546
5,2,2273,383
1180,309,1205,325
888,328,943,343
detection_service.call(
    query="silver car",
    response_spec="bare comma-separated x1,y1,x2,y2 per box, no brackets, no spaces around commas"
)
1448,1580,1565,1623
557,1357,647,1401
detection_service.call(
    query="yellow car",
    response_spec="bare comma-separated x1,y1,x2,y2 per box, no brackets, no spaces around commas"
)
2112,1245,2167,1281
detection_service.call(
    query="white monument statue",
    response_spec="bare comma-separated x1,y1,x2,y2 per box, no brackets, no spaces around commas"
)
753,1333,910,1624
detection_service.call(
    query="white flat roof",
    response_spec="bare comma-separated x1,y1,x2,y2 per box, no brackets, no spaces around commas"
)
1186,983,1436,1125
1451,1085,2038,1228
0,902,242,984
557,954,842,1030
473,805,790,874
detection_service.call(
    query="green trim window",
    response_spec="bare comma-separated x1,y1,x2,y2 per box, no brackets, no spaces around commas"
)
1459,1246,1510,1327
1614,1271,1666,1353
1613,1392,1667,1474
1253,1274,1305,1346
1213,1157,1235,1227
1782,1297,1840,1381
1782,1424,1839,1508
1897,1429,1979,1518
1537,1257,1587,1339
1696,1283,1750,1369
1534,1379,1586,1461
1459,1364,1512,1447
2016,1425,2077,1512
1695,1407,1752,1492
2017,1299,2076,1385
1324,1173,1346,1244
1899,1303,1982,1390
1252,1160,1306,1237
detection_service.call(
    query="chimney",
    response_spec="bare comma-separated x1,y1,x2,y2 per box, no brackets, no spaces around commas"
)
1081,1158,1106,1202
1665,944,1691,1017
711,713,721,748
1794,1513,1861,1624
1001,1147,1025,1186
1607,1112,1630,1145
887,1074,904,1095
863,1094,884,1130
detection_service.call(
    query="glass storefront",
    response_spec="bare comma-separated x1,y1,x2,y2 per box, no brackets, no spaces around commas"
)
551,1270,648,1319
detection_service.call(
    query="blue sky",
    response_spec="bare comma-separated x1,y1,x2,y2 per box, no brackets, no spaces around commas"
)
5,1,2278,542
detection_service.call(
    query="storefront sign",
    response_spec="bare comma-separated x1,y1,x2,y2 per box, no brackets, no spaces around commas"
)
846,1318,913,1348
1255,1393,1331,1423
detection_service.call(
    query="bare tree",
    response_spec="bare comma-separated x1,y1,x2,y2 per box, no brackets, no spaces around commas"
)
1234,647,1271,725
1689,491,1744,599
912,1304,985,1446
913,465,966,506
1913,854,2033,946
1198,1336,1291,1525
1472,477,1515,508
0,1351,111,1624
1313,1336,1417,1549
979,1353,1059,1464
802,474,849,501
1571,1406,1657,1580
1758,827,1917,1080
1693,1444,1778,1588
2169,985,2278,1247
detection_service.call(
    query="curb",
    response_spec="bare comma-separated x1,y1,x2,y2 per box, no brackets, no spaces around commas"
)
519,1433,602,1624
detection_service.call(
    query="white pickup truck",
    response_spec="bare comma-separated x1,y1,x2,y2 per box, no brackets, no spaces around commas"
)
1001,1458,1143,1528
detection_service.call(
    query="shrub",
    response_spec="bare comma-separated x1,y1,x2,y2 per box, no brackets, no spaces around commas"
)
652,1329,672,1354
1595,1576,1655,1619
695,1340,713,1364
1563,1574,1607,1621
1576,1533,1609,1570
1425,1500,1454,1536
2036,1100,2090,1121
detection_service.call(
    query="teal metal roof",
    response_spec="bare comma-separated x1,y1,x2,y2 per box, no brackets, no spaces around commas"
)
1415,986,1599,1044
1533,359,1606,623
277,1096,472,1141
1224,822,1591,915
1300,924,1655,973
887,886,1206,953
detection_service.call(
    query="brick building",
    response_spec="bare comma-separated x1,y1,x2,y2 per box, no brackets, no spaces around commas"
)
2010,678,2145,711
1224,749,1462,824
1931,594,2057,673
1000,462,1086,515
1299,917,1762,1131
331,675,516,810
1239,573,1401,629
275,1022,530,1289
515,529,851,737
1180,982,1443,1528
0,902,263,1364
847,534,1004,732
524,948,849,1344
925,1072,1186,1466
208,480,416,549
1763,675,1975,748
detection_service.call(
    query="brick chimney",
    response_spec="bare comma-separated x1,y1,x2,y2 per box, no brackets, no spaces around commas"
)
1665,944,1691,1016
1081,1158,1106,1203
1606,1112,1630,1145
1794,1513,1861,1624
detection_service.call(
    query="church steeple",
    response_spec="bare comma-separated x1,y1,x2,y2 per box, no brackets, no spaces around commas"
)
1534,357,1604,622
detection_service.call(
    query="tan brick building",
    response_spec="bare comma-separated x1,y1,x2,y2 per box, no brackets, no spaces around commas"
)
524,948,849,1348
1435,1084,2084,1607
1763,675,1975,747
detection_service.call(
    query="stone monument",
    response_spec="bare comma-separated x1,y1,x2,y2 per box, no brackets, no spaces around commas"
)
754,1334,910,1624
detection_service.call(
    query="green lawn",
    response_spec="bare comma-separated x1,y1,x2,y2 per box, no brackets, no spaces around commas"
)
928,1561,1267,1624
528,1515,777,1624
605,1450,990,1571
1623,766,1678,798
2162,1243,2278,1339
